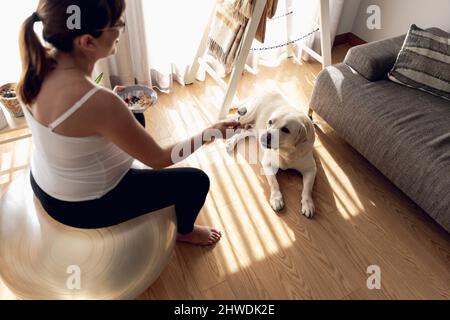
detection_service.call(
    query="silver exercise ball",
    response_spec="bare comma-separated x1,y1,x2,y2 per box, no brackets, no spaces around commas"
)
0,172,177,300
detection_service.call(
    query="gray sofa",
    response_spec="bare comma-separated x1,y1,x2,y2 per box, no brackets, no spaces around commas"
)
309,29,450,233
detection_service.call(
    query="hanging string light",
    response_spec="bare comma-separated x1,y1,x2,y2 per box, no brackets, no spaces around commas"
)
251,10,320,51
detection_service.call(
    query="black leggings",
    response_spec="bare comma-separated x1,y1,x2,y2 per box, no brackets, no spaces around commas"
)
30,112,210,234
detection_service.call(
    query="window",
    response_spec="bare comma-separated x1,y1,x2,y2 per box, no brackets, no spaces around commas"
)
0,1,39,85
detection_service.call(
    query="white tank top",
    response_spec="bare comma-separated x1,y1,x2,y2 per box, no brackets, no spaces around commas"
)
23,86,134,202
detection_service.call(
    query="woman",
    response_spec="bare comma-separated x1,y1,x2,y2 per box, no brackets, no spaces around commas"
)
17,0,240,246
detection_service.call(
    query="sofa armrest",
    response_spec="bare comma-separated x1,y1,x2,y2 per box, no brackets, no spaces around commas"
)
344,35,405,81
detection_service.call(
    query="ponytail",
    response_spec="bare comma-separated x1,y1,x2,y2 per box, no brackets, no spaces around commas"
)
16,12,52,106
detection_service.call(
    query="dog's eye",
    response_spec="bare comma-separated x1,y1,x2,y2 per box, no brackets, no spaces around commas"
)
281,127,290,134
268,120,273,125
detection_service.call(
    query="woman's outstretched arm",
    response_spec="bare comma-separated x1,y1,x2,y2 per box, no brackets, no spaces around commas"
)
93,90,240,169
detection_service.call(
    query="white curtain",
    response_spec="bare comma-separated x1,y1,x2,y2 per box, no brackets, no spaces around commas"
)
249,0,344,70
103,0,215,91
100,0,344,91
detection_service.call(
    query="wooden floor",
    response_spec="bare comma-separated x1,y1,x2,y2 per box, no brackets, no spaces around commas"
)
1,45,449,300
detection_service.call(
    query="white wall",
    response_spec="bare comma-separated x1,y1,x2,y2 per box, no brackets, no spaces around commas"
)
336,0,361,34
352,0,450,42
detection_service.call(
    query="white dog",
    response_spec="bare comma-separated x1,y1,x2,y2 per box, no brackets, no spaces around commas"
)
226,91,317,218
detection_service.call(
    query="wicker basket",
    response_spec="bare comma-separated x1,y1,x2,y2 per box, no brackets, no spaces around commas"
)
0,83,24,118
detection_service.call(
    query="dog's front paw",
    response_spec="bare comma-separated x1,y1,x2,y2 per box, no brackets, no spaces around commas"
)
226,140,236,154
301,198,315,218
270,192,285,212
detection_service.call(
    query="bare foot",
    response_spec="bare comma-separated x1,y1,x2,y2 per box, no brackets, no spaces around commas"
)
176,225,222,246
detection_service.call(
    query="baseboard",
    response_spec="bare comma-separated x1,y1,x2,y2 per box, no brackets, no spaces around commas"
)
334,32,367,47
334,33,351,46
348,33,367,46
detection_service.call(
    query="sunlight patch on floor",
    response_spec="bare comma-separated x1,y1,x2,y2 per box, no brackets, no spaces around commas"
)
206,198,297,274
196,141,297,274
317,146,364,219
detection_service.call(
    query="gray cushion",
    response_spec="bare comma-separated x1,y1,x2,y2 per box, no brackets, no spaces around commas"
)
344,35,405,81
344,28,450,83
310,63,450,232
388,25,450,101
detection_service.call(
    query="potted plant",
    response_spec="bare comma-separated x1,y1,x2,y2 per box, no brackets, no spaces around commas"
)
94,73,104,84
0,83,23,118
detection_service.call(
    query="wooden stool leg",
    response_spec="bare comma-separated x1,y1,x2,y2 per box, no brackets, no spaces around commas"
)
319,0,332,68
218,0,267,119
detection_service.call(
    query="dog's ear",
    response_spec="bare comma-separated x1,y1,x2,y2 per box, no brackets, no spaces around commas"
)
294,123,307,147
303,117,315,144
294,116,315,147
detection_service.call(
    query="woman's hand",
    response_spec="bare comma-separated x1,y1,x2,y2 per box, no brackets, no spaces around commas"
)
204,120,242,143
210,120,242,137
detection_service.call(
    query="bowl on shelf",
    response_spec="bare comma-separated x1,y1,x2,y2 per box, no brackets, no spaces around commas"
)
117,85,158,114
0,83,23,118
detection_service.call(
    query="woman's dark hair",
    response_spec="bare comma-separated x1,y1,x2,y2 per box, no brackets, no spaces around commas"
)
17,0,126,105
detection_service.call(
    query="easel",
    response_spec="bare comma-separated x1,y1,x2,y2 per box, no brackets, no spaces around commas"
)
186,0,332,120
